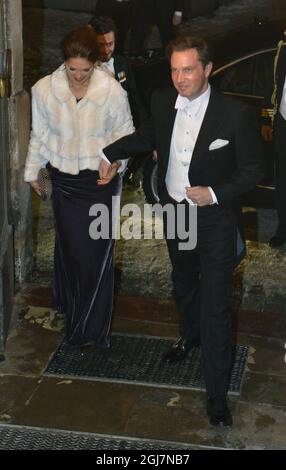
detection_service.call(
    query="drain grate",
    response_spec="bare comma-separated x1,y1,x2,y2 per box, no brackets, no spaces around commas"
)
45,334,248,395
0,425,194,450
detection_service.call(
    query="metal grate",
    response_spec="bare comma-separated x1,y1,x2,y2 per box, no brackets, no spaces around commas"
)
0,425,194,450
45,334,248,395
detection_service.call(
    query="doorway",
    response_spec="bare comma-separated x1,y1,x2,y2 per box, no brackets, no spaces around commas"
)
0,1,14,354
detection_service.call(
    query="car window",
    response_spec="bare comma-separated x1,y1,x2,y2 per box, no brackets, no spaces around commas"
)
211,56,255,95
253,50,275,97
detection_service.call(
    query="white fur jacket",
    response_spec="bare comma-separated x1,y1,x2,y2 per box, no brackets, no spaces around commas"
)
24,64,134,181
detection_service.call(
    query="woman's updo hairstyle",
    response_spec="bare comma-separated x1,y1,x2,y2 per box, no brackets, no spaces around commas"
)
61,25,99,63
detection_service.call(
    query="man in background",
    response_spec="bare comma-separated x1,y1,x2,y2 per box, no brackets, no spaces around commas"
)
261,29,286,248
89,15,147,128
129,0,184,58
93,0,131,53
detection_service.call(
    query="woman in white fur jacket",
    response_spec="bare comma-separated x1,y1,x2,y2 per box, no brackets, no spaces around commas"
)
24,26,134,349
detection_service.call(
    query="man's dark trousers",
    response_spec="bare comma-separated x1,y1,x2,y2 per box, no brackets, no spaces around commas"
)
161,190,235,400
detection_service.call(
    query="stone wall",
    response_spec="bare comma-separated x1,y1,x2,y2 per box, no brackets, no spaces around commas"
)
183,0,217,18
22,0,220,17
270,0,286,15
22,0,97,12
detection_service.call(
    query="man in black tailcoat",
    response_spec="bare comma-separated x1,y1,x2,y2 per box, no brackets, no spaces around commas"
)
99,35,265,426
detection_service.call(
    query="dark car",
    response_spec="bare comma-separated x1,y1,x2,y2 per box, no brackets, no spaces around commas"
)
133,18,285,207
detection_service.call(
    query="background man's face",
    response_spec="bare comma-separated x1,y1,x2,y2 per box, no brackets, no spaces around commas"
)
171,49,212,101
96,31,116,62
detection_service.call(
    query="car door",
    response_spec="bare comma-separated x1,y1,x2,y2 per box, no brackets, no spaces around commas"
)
211,52,263,110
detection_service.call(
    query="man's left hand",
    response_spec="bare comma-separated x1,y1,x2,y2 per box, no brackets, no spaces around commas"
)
185,186,213,206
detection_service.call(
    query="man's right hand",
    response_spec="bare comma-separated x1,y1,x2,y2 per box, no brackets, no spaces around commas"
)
261,124,273,142
29,180,41,197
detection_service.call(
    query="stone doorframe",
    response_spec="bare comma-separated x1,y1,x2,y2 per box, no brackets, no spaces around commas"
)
0,0,33,350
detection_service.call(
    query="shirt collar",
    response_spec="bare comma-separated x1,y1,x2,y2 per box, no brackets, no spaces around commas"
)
175,84,211,115
97,57,114,69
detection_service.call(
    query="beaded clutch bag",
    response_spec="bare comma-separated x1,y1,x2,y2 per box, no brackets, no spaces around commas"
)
37,167,52,201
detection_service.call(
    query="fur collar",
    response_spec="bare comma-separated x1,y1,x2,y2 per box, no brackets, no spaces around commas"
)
50,63,111,106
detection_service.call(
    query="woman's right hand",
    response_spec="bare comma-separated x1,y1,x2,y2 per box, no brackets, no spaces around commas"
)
29,180,42,197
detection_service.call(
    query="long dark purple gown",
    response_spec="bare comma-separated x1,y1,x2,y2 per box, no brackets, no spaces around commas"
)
49,165,122,347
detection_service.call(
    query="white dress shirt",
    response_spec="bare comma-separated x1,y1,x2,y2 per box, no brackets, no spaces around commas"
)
279,76,286,120
165,85,217,205
96,57,115,77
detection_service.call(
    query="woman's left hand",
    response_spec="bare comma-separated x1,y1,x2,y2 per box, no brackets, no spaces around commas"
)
98,160,121,185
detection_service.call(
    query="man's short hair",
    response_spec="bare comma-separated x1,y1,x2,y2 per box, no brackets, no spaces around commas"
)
89,16,117,37
166,36,213,68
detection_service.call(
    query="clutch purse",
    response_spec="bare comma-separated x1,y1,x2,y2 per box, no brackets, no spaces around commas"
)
37,167,52,201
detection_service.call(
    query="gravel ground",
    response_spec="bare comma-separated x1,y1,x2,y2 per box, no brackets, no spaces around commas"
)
31,186,286,306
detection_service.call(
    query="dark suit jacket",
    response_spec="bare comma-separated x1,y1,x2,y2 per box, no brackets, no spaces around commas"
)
113,55,148,128
104,86,265,206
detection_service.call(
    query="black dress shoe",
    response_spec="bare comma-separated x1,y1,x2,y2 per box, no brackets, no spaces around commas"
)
163,337,199,363
207,398,233,427
77,342,95,355
269,236,286,248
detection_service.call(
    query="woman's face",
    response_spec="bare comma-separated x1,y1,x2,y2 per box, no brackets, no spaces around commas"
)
65,57,94,86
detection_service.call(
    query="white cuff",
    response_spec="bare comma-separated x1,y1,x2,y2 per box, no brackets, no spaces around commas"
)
117,158,129,174
208,187,218,205
99,150,111,165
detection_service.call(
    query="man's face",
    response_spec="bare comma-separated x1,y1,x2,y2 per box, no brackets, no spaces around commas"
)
171,49,212,101
96,31,116,62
